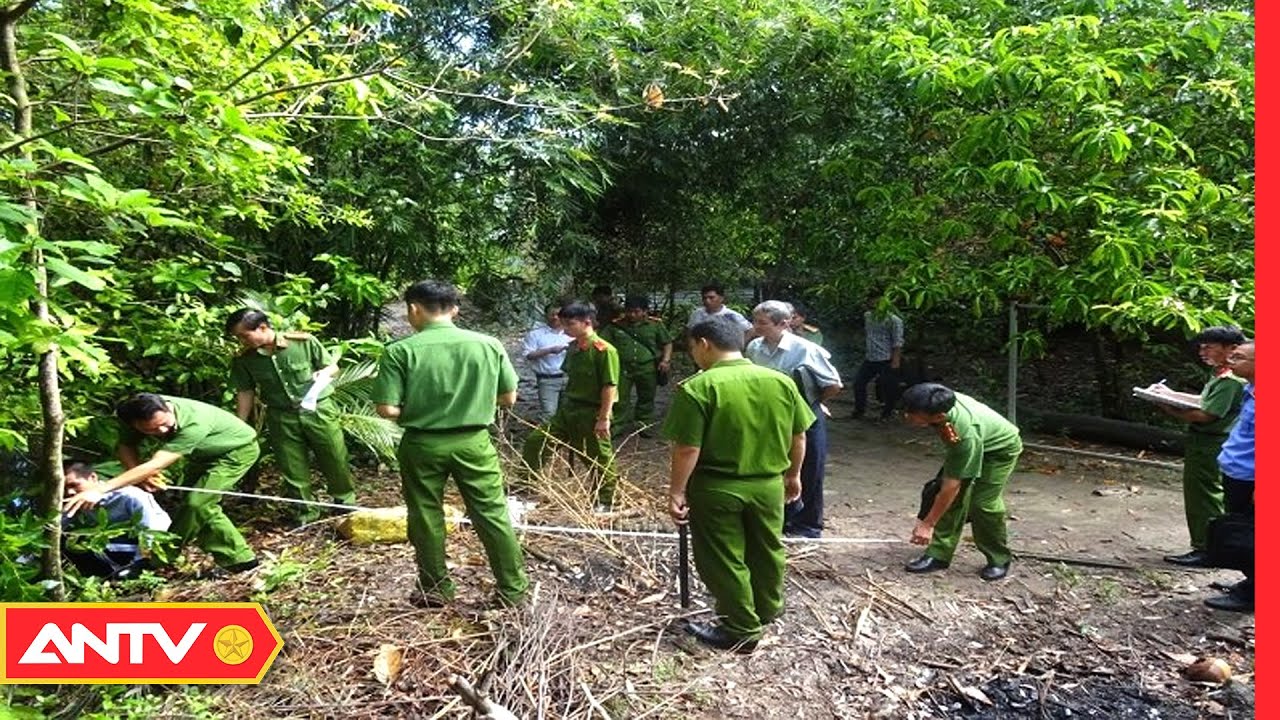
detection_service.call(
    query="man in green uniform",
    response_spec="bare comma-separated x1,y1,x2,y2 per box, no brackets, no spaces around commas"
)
900,383,1022,581
372,280,529,608
64,393,260,572
600,295,673,435
788,301,825,347
1144,326,1247,567
666,317,814,652
521,302,621,510
226,309,356,524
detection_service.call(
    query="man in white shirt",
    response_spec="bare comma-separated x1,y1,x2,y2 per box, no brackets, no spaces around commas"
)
61,461,172,579
746,300,844,537
521,302,572,419
687,283,753,346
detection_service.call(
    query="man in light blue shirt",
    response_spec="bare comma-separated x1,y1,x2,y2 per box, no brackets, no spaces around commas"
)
746,300,843,537
521,302,572,420
1206,341,1254,613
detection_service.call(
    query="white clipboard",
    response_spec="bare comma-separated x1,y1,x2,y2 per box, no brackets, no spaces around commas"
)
1132,386,1201,411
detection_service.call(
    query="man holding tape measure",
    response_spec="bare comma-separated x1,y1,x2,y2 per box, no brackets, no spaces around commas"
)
225,309,357,525
373,280,529,609
665,317,814,653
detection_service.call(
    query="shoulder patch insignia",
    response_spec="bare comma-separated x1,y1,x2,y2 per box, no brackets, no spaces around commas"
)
939,422,961,446
592,338,609,352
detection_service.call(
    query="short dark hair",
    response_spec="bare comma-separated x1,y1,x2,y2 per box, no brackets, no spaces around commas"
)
404,280,460,313
901,383,956,414
543,301,563,315
689,318,744,351
591,285,612,297
624,294,649,310
225,308,270,334
790,301,810,319
63,461,95,479
701,283,725,296
116,393,169,424
559,302,597,323
1194,326,1247,347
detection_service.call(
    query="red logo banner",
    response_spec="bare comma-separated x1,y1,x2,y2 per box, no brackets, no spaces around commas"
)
0,603,284,684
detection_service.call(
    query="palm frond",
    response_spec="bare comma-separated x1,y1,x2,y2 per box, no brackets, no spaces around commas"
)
334,409,402,466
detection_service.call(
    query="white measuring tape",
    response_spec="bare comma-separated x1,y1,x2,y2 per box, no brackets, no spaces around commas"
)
159,484,901,545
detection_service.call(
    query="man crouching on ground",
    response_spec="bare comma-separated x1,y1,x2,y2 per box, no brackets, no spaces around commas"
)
901,383,1022,581
664,317,814,652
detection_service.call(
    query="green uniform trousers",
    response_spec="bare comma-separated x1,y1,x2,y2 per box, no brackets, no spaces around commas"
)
265,401,356,522
1182,432,1227,550
520,402,618,505
688,476,786,640
174,443,259,567
615,363,658,428
926,451,1020,566
398,428,529,602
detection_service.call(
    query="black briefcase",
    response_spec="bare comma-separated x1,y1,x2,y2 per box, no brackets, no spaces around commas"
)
1207,513,1254,572
917,470,943,520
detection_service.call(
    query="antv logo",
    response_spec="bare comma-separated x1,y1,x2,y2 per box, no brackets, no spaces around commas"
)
1,603,282,684
19,622,207,665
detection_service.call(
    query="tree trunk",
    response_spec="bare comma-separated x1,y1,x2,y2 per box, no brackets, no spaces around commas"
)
1092,330,1124,420
2,2,65,600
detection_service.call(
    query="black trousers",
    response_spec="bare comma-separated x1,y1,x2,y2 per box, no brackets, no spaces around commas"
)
1223,475,1254,598
853,360,899,417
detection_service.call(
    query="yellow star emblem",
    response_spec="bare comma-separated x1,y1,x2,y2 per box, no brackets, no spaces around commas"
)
213,624,254,665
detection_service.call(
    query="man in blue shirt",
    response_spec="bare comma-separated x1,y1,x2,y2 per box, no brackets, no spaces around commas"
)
1205,341,1254,613
746,300,843,537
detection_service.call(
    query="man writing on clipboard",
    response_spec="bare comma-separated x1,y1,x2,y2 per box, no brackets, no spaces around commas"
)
1139,326,1247,568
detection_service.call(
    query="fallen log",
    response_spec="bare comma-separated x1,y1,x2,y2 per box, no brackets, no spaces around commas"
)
1020,409,1184,453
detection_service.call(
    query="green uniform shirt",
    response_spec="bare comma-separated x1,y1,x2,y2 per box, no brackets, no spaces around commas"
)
1192,371,1246,436
942,393,1022,480
600,319,670,366
230,332,334,410
663,358,816,479
561,332,621,408
120,396,257,459
371,320,518,430
796,325,825,348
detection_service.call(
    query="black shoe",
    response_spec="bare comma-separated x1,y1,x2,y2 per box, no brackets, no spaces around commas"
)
1204,592,1254,614
684,621,758,653
224,558,259,574
904,555,950,574
1163,550,1211,567
980,563,1010,582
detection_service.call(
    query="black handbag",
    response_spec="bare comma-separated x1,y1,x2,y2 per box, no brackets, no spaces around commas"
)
1207,513,1254,572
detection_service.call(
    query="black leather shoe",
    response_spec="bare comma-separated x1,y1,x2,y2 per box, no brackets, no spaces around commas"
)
904,555,950,574
1204,592,1254,614
980,563,1010,582
224,558,259,574
1163,550,1211,567
684,621,758,653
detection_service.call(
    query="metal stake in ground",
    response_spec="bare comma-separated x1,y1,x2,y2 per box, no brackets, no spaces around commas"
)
678,523,690,609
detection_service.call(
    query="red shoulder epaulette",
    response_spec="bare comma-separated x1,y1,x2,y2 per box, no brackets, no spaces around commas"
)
592,338,609,352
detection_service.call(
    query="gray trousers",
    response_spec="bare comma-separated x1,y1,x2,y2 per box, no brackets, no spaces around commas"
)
535,375,568,420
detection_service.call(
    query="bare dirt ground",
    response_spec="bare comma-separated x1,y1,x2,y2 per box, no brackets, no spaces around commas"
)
58,354,1254,720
